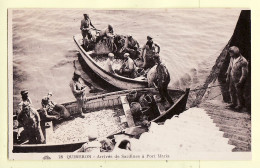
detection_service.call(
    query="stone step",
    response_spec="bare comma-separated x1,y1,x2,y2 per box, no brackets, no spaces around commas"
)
223,132,250,142
200,105,251,120
208,112,248,123
228,138,251,151
217,124,251,136
212,118,251,129
206,111,251,120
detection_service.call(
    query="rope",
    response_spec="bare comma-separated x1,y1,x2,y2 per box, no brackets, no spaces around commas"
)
208,93,222,100
189,84,222,92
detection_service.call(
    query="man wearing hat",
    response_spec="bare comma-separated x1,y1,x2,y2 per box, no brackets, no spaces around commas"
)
104,53,115,73
80,14,96,41
115,53,136,78
18,89,32,114
69,70,87,118
226,46,248,110
17,102,45,144
140,35,160,69
153,54,174,106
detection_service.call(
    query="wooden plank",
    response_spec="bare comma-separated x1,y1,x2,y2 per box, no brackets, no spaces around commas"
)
120,96,135,127
45,121,53,144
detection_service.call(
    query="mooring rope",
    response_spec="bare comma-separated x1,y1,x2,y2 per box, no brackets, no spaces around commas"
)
189,84,222,92
208,93,222,100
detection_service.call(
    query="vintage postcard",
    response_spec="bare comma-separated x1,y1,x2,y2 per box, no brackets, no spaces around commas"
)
8,8,251,160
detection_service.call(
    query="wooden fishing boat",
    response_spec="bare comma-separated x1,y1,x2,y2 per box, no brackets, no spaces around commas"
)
73,34,148,90
13,88,189,153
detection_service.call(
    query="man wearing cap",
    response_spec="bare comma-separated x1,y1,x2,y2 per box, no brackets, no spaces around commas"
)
80,14,96,41
153,54,174,106
226,46,248,110
120,35,140,59
17,103,45,144
141,35,160,69
104,53,115,73
115,53,136,78
18,89,32,114
70,70,87,118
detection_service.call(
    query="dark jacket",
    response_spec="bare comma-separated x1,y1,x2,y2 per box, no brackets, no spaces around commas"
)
156,62,170,87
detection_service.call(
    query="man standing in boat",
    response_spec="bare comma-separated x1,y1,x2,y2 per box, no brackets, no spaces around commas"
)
226,46,248,111
18,89,32,114
70,70,87,118
80,14,96,41
153,54,174,107
17,103,45,144
141,35,160,69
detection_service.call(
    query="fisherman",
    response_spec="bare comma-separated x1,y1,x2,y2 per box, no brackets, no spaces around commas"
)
226,46,248,111
37,95,60,140
18,89,32,114
98,24,114,39
120,35,140,59
69,70,87,118
80,14,96,41
104,53,115,73
153,54,174,106
17,102,45,144
115,53,136,78
40,93,70,120
140,35,160,69
39,96,59,120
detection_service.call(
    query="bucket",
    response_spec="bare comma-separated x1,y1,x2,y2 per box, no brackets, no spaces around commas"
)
130,102,142,120
139,94,153,108
127,90,138,103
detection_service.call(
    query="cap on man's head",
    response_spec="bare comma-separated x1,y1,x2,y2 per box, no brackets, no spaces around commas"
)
41,96,49,105
124,53,130,57
83,14,89,17
147,35,153,40
74,70,81,76
229,46,240,55
108,53,114,57
21,89,29,96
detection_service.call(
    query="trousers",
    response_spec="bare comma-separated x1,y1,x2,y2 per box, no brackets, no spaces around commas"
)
229,80,244,107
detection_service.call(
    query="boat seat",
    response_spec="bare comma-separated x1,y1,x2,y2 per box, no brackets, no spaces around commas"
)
120,96,135,127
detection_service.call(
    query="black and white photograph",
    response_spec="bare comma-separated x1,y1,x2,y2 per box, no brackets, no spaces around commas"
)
8,9,251,160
